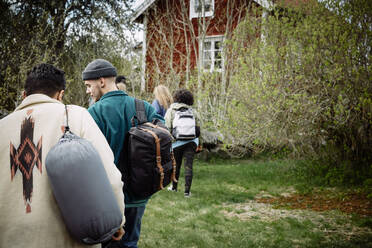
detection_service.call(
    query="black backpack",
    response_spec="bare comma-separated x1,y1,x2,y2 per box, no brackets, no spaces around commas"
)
119,99,177,198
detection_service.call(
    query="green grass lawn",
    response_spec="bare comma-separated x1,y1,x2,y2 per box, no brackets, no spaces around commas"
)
139,159,372,248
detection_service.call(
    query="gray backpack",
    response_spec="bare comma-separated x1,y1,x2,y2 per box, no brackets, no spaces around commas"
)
45,106,122,244
172,107,197,140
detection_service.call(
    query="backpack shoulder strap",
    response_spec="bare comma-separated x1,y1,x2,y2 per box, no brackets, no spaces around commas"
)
64,104,72,134
176,106,189,112
134,98,148,125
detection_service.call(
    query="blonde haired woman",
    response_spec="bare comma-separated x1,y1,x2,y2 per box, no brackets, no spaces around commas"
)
151,85,173,117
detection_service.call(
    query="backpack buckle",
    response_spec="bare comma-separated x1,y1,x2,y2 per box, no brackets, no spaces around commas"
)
156,156,161,163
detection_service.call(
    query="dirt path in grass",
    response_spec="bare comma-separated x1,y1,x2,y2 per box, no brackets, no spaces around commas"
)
221,188,372,243
256,190,372,217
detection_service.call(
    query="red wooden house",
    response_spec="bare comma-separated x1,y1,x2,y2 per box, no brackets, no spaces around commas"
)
132,0,305,91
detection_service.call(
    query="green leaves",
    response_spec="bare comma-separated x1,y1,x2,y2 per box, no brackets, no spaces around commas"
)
195,0,372,182
0,0,137,110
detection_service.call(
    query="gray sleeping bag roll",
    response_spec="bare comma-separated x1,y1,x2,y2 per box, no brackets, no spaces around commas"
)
45,131,122,244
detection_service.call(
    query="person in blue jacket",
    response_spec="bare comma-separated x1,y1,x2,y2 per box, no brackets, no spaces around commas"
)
151,85,173,117
82,59,164,248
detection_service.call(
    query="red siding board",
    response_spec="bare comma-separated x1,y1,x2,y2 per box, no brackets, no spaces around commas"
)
143,0,268,90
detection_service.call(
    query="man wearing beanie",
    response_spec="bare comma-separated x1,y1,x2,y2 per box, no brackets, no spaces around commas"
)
83,59,164,248
0,63,125,247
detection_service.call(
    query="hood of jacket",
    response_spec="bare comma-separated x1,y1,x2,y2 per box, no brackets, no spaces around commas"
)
169,102,191,111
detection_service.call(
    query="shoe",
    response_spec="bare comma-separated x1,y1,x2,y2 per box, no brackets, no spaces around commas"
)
184,192,191,197
167,185,177,192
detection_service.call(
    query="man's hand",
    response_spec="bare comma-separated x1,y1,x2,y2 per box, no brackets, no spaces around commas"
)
112,227,125,241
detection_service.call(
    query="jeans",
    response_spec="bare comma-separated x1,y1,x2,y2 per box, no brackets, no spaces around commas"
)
102,206,146,248
172,142,197,193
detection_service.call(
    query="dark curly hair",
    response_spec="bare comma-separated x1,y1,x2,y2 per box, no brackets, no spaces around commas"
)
173,89,194,106
115,75,126,84
24,63,66,97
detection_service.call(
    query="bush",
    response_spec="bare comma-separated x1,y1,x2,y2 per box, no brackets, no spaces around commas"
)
195,0,372,185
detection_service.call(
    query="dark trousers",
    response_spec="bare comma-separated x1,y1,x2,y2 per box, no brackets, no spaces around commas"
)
120,206,146,248
102,206,146,248
172,142,197,193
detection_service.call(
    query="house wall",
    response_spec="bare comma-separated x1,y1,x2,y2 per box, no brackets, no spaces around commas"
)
144,0,258,91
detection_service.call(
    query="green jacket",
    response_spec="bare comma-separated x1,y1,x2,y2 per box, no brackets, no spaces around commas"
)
88,90,164,207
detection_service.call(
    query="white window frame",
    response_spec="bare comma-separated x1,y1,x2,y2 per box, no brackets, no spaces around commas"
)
189,0,214,19
201,35,224,72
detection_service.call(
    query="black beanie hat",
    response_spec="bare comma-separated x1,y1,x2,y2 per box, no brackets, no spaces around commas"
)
82,59,117,80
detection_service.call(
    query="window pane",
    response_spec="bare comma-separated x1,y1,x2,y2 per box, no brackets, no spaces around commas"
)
205,1,212,12
215,41,221,50
215,50,221,60
195,0,213,12
195,0,201,11
191,0,214,17
214,59,222,69
203,35,224,72
204,41,211,50
204,51,211,61
204,60,211,70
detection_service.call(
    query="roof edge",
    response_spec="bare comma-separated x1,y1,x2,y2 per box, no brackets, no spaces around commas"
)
131,0,278,23
131,0,157,23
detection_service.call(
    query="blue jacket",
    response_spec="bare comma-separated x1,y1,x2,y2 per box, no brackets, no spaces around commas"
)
151,99,166,117
88,90,164,207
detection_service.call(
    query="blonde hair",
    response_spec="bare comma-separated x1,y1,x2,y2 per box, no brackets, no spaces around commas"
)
154,85,173,109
